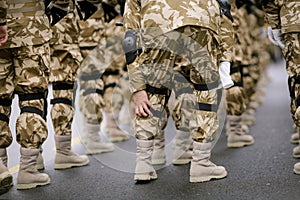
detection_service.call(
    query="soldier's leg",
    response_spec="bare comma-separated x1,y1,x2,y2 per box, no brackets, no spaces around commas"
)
13,44,50,189
183,26,226,183
50,48,89,169
102,69,130,142
226,65,254,148
171,72,195,165
78,67,114,155
0,49,14,194
283,33,300,174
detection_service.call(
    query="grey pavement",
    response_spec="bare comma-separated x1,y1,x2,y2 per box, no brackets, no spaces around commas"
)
1,60,300,200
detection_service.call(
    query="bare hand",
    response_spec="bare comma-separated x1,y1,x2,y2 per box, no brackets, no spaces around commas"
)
132,90,154,117
0,25,8,46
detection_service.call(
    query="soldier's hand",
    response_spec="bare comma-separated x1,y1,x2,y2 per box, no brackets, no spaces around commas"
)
0,25,8,46
132,90,154,117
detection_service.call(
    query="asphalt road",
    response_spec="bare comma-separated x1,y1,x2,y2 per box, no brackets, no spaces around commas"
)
1,59,300,200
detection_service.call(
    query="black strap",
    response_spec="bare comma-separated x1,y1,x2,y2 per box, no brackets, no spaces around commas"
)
18,92,45,101
145,84,170,95
0,113,9,123
296,99,300,108
174,87,193,97
50,98,73,106
52,82,74,90
103,69,119,76
194,80,219,91
149,107,164,119
20,106,43,118
230,66,241,75
104,83,121,92
0,98,12,106
233,81,243,87
195,102,217,112
295,76,300,84
80,73,102,81
83,88,104,96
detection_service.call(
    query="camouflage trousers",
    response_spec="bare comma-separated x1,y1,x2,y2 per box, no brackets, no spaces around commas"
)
131,26,220,142
0,44,50,149
49,44,83,135
225,64,247,116
77,36,128,125
284,33,300,129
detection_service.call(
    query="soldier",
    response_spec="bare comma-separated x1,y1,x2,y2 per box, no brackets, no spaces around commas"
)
262,0,300,174
46,0,89,170
0,0,51,190
123,0,234,183
77,0,130,154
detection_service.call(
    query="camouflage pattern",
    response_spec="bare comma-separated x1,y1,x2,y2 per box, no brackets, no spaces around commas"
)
0,0,51,149
263,1,300,128
77,11,128,125
129,26,221,141
49,9,83,135
263,0,300,34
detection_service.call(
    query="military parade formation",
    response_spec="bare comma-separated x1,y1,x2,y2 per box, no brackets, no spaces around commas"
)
0,0,299,196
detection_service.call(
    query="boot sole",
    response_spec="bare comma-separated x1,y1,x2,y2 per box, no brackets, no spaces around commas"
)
189,173,227,183
293,154,300,159
86,147,114,155
109,136,130,143
134,173,157,183
17,179,50,190
227,140,254,148
294,169,300,175
172,159,191,165
290,139,300,144
54,160,89,169
0,173,13,189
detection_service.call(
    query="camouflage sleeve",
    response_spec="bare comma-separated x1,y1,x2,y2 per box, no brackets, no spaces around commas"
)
262,1,281,29
219,16,234,62
51,0,71,8
123,0,141,30
0,1,7,25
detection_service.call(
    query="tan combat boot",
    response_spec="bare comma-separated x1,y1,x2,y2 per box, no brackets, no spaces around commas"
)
190,142,227,182
0,149,13,194
294,162,300,174
293,145,300,158
242,108,256,126
102,111,130,142
134,139,157,183
54,135,89,169
290,128,300,144
151,131,166,165
227,115,254,148
36,147,44,170
85,123,114,155
17,148,50,190
172,130,192,165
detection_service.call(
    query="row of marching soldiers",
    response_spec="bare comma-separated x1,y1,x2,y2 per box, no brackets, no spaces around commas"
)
0,0,296,195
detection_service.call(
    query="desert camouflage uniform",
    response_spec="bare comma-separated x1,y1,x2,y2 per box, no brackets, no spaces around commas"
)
263,0,300,128
123,0,233,142
49,0,83,136
77,8,128,127
0,0,51,149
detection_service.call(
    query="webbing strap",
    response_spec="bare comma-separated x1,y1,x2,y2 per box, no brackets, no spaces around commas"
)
83,88,104,96
80,73,102,81
145,84,169,95
0,113,9,123
195,102,217,112
149,107,164,118
194,80,219,91
18,93,45,101
20,106,43,118
52,83,74,90
50,98,72,106
174,87,193,97
0,99,12,106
